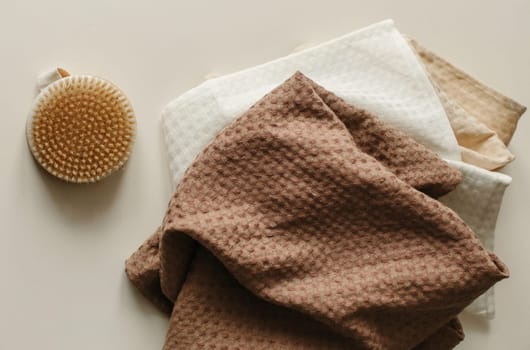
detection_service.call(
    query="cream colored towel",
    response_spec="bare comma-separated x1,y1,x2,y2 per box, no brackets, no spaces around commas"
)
410,39,526,170
439,160,511,317
165,20,460,188
295,38,526,170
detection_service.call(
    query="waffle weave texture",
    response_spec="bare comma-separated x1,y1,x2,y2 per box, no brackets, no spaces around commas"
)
127,73,508,349
160,20,515,316
409,39,526,170
162,20,460,189
291,35,520,316
439,160,511,316
409,40,526,146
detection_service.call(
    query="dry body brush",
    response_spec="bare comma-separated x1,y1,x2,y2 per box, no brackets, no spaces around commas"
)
27,69,136,183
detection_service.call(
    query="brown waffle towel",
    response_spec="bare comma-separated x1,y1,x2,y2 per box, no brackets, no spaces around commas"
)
126,72,508,349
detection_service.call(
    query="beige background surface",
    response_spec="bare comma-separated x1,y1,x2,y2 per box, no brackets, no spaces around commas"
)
1,1,528,349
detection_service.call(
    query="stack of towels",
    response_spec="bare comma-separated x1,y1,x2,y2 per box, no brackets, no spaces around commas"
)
126,20,525,349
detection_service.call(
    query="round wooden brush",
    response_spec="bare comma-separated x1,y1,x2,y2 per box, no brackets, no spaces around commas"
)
27,68,136,183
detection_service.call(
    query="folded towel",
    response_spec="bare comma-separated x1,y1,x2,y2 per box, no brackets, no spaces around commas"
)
127,73,508,349
409,39,526,170
409,38,523,314
291,35,521,317
160,20,511,316
435,85,514,170
162,20,460,189
292,38,526,171
439,160,511,317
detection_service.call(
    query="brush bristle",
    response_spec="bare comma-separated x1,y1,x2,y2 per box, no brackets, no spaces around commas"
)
27,76,136,183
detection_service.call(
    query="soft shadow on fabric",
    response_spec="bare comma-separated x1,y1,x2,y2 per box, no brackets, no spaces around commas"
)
120,272,168,319
459,312,491,334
